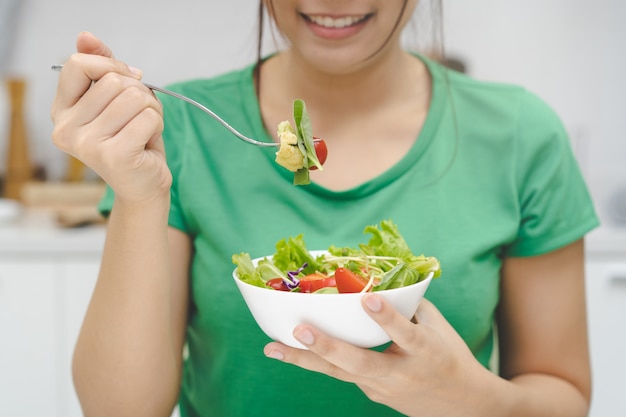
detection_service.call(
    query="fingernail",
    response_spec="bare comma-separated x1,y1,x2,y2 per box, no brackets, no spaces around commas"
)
294,328,315,345
128,65,142,77
265,348,284,361
364,294,382,312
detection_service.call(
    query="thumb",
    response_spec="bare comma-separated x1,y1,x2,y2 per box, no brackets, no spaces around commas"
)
414,298,450,328
414,298,476,359
76,31,114,58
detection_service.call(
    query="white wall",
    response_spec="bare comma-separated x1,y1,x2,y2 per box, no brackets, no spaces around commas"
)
1,0,624,221
442,0,626,228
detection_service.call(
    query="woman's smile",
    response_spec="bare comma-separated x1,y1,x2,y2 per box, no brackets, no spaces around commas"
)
300,12,374,40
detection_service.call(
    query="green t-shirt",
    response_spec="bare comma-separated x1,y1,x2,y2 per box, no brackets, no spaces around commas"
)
99,56,599,416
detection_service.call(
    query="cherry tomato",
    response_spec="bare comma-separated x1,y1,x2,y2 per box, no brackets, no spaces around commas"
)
299,273,336,293
310,137,328,170
266,278,290,291
334,267,370,293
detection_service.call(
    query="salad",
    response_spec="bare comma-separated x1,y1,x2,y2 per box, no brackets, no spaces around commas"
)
275,99,328,185
232,220,441,294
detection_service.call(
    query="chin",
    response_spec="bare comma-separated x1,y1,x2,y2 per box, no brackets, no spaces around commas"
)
303,50,377,75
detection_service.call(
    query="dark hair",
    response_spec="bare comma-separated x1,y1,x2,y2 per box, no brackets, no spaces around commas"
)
252,0,265,93
253,0,446,97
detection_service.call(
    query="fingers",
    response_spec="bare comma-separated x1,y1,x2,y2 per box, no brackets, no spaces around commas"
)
105,103,164,157
264,295,427,382
75,31,114,58
264,326,389,384
264,340,358,384
53,32,142,113
414,298,457,332
362,295,459,352
361,293,426,349
51,31,153,153
54,54,142,110
85,74,161,133
52,72,160,149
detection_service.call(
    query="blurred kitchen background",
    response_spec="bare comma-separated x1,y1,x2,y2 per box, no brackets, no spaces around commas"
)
0,0,624,416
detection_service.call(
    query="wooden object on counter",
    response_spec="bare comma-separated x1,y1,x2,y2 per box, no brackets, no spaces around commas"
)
55,205,104,227
20,181,106,207
66,156,86,182
20,181,107,227
4,77,33,201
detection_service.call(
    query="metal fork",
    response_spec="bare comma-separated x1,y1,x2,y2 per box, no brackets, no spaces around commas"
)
51,65,279,147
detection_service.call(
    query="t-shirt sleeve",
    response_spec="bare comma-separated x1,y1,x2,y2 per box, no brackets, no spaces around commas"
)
97,90,191,234
96,185,114,217
506,91,599,257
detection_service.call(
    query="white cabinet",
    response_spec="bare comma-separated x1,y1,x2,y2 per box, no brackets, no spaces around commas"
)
0,257,100,417
0,216,180,417
585,256,626,417
0,260,61,415
0,212,104,417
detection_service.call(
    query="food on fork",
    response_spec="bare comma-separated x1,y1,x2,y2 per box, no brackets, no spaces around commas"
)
275,121,304,172
275,99,327,185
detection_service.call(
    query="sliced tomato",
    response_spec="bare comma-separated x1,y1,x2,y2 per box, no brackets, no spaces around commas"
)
299,273,336,293
334,267,370,293
310,137,328,170
265,278,290,291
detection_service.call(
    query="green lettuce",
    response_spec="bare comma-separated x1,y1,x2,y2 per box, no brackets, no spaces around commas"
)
233,219,441,292
292,99,323,185
329,219,441,290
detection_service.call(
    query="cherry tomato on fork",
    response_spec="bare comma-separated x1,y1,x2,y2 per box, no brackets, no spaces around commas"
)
310,137,328,170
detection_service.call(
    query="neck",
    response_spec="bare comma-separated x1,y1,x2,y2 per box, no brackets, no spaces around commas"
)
260,47,427,116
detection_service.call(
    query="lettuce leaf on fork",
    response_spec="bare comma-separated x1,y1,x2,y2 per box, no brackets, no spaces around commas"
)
292,99,323,185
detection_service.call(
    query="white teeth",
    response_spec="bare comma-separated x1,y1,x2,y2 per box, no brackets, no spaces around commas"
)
308,15,366,29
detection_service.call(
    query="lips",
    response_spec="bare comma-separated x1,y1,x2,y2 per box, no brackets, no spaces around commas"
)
301,13,372,29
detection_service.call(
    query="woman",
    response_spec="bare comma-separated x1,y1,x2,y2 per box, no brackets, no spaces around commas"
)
51,1,598,416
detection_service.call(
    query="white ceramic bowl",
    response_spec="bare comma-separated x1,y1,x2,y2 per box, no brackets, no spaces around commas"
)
233,252,433,349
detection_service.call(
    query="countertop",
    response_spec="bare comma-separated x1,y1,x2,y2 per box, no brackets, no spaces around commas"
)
1,208,624,259
0,208,106,257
